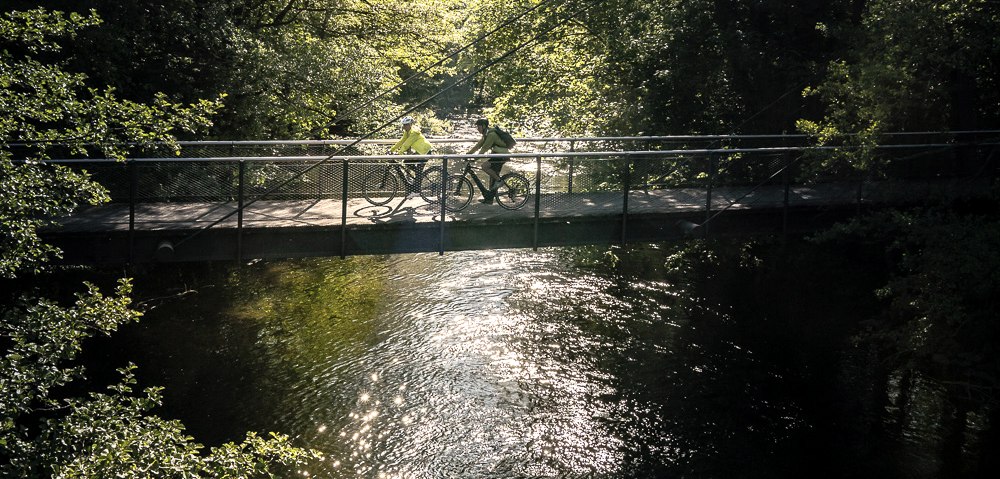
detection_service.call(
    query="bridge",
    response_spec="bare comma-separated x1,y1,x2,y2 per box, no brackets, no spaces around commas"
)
36,132,998,264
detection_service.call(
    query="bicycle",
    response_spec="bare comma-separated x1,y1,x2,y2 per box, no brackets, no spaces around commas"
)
439,159,531,212
360,157,443,206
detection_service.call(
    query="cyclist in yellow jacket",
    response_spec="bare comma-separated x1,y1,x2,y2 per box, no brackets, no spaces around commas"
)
390,116,433,197
466,118,511,204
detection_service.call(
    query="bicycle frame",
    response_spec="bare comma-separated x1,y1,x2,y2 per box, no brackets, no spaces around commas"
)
454,159,500,198
391,159,424,191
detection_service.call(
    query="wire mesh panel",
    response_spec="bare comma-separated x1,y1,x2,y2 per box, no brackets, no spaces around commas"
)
239,160,343,227
131,161,239,230
136,161,238,202
74,162,131,202
538,156,628,219
173,141,383,159
627,154,709,215
708,152,790,211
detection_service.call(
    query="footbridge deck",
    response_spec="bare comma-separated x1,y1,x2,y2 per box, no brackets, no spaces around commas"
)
36,133,997,263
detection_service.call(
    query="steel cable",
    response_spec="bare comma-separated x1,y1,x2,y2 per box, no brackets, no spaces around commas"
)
321,0,570,133
172,0,609,248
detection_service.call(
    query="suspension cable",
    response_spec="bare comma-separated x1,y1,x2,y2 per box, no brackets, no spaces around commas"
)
172,0,608,249
322,0,569,132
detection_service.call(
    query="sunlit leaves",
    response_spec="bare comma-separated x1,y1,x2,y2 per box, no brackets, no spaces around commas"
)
62,0,467,138
0,156,107,277
1,7,220,277
466,0,830,136
800,0,1000,136
0,282,320,478
0,8,101,54
2,7,318,477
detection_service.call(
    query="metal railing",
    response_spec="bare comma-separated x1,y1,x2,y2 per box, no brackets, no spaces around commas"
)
29,133,1000,260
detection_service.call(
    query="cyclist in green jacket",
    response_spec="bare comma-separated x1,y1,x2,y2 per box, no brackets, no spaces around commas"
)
390,116,433,197
466,118,510,204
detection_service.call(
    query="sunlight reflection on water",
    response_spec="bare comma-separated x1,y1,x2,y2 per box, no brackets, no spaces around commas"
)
109,238,990,479
309,250,628,478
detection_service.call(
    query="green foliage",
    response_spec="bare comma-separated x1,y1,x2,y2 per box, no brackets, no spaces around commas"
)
0,7,220,277
0,8,220,159
0,157,107,277
48,0,467,139
800,0,1000,137
2,7,319,477
466,0,998,146
814,206,1000,402
467,0,834,136
0,282,319,478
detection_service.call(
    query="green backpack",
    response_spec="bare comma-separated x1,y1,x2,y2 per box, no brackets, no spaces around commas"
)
493,126,517,149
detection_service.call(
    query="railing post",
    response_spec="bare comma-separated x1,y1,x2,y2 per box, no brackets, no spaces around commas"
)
782,153,790,239
568,140,576,194
128,160,136,264
705,152,716,238
622,155,630,245
440,157,448,255
643,139,652,192
317,161,325,198
533,155,542,250
237,160,245,262
341,159,349,259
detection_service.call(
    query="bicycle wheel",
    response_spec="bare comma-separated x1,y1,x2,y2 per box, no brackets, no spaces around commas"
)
419,166,443,204
442,174,474,212
361,166,400,206
495,172,531,210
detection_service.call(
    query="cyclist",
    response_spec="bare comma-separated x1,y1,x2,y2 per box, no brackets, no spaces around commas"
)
390,116,434,198
466,118,510,204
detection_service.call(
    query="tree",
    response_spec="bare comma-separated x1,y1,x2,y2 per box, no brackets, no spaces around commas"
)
1,8,220,276
464,0,837,136
799,0,1000,137
2,0,468,139
1,8,318,477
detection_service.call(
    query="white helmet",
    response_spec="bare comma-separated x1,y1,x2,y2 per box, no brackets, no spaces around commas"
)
400,116,415,125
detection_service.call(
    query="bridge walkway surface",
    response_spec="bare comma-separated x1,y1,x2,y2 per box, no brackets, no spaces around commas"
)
44,178,985,264
32,133,998,263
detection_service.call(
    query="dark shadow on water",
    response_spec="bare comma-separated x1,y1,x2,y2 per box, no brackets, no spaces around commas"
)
69,238,1000,478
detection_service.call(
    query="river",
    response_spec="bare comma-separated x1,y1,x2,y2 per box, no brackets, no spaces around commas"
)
89,241,988,478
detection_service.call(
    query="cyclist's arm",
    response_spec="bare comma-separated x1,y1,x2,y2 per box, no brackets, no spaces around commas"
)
467,135,487,155
478,130,503,154
390,132,411,154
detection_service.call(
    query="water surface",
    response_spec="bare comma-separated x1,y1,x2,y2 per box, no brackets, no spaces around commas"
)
100,244,978,478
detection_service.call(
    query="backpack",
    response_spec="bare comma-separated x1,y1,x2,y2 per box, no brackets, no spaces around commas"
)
493,126,517,149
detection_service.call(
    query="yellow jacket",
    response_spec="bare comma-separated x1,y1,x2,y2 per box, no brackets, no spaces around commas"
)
391,128,433,155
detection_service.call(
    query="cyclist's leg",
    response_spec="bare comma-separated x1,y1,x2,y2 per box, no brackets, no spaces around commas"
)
478,158,503,183
487,159,507,190
414,151,432,189
477,159,499,203
404,156,427,193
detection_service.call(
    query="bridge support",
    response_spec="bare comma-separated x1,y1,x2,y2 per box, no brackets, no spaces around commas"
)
440,157,448,255
621,155,630,245
341,159,349,259
533,155,542,251
237,160,245,262
128,160,136,264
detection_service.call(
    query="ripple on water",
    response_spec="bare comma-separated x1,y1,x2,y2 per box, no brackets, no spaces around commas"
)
132,247,769,478
254,249,641,477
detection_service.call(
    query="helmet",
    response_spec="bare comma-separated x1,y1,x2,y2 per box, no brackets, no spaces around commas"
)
400,116,415,125
474,118,489,127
